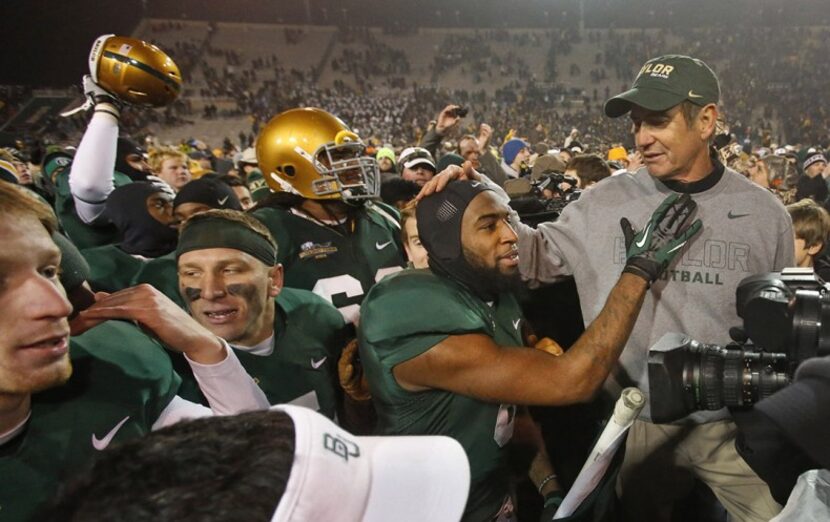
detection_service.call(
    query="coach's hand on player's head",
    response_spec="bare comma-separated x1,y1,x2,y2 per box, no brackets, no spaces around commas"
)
72,284,227,364
417,160,482,200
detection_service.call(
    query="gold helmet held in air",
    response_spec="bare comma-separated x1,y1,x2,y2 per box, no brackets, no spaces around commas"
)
89,35,182,107
256,108,379,203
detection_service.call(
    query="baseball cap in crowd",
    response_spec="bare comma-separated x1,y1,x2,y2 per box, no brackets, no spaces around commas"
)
271,404,470,522
376,147,396,164
398,147,436,172
607,146,628,162
803,148,827,170
436,152,464,173
41,146,75,182
173,177,242,213
238,147,258,167
604,54,720,118
502,138,530,165
0,159,18,184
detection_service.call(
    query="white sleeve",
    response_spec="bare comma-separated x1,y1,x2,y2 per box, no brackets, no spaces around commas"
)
185,339,271,415
69,111,119,224
151,395,213,430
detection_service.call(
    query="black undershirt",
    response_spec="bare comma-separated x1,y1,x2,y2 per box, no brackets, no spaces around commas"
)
660,148,725,194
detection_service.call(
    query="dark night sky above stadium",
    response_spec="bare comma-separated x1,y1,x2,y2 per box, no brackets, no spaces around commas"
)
2,0,829,87
0,0,141,86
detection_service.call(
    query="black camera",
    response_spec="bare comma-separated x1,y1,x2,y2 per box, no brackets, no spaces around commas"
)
647,268,830,423
450,106,468,118
506,173,581,227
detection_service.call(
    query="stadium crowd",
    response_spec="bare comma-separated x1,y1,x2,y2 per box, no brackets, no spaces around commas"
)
3,23,830,522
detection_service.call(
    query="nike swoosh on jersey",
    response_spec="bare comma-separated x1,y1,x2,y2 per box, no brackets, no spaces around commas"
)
91,416,131,451
635,223,651,248
727,211,750,219
311,356,328,369
217,195,229,205
512,319,521,330
688,90,704,99
375,240,393,250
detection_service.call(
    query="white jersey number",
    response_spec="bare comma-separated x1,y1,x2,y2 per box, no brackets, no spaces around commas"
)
311,267,402,324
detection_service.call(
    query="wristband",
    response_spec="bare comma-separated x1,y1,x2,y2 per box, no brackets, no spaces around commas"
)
537,473,558,494
94,101,121,120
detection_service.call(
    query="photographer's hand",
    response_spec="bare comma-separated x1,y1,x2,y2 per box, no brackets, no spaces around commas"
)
620,193,702,285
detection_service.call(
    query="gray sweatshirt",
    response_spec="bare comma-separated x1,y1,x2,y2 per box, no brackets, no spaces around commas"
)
505,167,794,422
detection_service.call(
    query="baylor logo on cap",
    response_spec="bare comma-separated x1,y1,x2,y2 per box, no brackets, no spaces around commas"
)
324,432,361,461
639,63,675,80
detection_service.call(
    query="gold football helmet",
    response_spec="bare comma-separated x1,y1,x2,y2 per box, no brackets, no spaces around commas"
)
89,35,182,107
256,108,379,203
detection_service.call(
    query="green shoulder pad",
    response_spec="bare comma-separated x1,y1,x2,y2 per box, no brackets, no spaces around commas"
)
361,269,492,344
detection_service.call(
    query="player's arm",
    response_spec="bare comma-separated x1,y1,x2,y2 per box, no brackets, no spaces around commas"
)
72,284,270,414
394,272,647,405
397,192,702,404
69,77,122,224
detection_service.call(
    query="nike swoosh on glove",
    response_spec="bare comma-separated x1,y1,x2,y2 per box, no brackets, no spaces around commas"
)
620,193,703,285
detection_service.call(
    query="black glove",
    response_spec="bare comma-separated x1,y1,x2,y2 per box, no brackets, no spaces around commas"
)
620,193,702,284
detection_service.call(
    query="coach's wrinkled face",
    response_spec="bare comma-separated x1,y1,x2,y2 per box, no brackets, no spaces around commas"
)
0,216,73,395
178,248,282,346
630,103,716,182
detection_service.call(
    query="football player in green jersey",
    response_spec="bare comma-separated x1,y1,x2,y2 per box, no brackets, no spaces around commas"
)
58,34,181,250
360,180,702,520
131,177,245,307
80,181,179,293
175,209,350,422
0,183,267,521
252,108,406,325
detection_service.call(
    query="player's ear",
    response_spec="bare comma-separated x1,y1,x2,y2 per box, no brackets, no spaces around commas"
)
807,241,824,257
267,263,284,297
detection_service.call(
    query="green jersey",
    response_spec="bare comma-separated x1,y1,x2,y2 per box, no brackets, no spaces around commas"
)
0,320,180,521
252,202,406,324
81,243,147,293
53,167,132,250
131,252,183,308
173,287,348,419
359,269,525,522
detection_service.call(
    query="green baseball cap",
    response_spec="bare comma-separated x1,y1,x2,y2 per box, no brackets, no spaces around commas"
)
41,146,75,181
604,55,720,118
246,168,272,202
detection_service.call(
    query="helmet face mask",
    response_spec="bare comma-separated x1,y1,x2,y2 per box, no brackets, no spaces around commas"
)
257,108,380,204
310,141,379,203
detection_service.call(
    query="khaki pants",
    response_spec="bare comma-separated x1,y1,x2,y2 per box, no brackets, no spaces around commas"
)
617,419,781,522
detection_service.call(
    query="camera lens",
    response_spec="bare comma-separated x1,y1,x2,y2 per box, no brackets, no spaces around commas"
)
694,345,726,410
685,344,789,411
